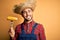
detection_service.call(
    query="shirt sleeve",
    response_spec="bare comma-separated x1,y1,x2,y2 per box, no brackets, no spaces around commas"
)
13,24,21,40
38,24,46,40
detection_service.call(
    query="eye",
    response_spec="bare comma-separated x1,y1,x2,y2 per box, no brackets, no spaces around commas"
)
22,11,26,14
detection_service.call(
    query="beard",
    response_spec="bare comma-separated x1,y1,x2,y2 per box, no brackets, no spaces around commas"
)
24,15,32,21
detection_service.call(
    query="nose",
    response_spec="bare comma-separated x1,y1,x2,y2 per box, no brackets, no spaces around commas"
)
26,12,30,16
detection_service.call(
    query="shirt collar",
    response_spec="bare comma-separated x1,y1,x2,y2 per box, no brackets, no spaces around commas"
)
23,20,35,25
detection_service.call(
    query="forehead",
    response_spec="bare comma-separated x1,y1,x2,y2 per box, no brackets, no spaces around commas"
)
23,8,32,11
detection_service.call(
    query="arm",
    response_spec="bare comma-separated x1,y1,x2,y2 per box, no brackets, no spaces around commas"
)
13,25,21,40
9,24,20,40
38,24,46,40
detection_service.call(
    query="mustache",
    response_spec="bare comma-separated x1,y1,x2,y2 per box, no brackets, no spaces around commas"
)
26,15,32,17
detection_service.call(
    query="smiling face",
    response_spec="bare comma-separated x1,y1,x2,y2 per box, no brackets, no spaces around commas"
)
21,8,33,21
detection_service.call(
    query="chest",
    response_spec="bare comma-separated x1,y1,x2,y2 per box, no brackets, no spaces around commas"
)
19,23,40,35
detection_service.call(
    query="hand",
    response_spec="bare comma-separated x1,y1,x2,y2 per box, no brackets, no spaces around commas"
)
8,27,15,38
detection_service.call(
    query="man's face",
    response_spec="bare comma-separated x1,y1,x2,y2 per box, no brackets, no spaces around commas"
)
22,8,33,21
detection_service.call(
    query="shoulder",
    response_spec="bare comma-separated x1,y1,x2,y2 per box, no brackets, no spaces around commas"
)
15,23,22,31
36,23,44,30
37,23,43,28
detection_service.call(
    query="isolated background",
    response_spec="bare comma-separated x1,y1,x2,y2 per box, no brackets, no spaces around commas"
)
0,0,60,40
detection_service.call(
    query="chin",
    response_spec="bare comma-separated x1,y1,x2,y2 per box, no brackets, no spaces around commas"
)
25,18,32,21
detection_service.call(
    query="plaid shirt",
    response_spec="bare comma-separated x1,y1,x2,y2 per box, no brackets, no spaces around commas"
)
13,21,46,40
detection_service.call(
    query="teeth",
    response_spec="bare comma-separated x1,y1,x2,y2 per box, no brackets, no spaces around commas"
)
27,16,31,18
26,16,31,19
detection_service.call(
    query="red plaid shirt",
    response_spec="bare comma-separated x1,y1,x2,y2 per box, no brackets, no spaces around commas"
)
13,21,46,40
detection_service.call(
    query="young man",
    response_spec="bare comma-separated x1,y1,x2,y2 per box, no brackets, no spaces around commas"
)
8,0,46,40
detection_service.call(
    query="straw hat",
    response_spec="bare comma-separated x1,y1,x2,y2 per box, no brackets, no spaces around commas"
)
13,0,36,14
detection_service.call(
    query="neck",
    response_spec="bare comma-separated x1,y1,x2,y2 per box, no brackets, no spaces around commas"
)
24,19,33,23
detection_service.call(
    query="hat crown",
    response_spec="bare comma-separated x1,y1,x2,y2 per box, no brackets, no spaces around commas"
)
13,0,36,14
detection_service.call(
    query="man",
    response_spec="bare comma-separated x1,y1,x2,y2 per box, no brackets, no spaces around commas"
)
8,0,46,40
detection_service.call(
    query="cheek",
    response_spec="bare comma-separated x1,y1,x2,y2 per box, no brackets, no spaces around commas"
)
30,12,33,17
23,13,27,17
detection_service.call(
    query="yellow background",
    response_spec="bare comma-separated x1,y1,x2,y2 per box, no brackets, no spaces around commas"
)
0,0,60,40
